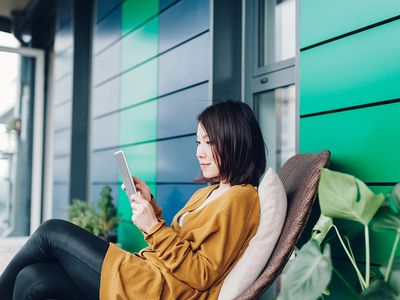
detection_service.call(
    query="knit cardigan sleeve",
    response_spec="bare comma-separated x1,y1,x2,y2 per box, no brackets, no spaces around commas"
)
143,188,259,291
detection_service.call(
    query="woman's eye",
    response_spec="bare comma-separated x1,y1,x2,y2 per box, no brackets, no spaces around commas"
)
206,141,210,145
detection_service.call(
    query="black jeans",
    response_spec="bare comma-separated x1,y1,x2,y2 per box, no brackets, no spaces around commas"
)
0,219,109,300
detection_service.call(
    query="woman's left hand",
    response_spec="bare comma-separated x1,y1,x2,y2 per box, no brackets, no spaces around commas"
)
130,193,159,234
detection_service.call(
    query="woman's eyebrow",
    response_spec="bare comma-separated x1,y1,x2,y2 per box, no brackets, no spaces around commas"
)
196,134,208,138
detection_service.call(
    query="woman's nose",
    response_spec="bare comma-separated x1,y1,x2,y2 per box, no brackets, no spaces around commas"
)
196,145,205,159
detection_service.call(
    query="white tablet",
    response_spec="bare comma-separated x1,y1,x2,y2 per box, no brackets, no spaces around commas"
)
114,150,137,202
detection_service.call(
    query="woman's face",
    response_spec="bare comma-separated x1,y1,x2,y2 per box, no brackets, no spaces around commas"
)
196,123,220,179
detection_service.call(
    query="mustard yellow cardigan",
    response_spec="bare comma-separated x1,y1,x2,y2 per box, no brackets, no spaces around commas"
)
100,184,260,299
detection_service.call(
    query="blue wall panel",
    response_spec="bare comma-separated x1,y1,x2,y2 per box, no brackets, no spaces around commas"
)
159,0,209,52
91,79,120,118
96,0,123,24
53,75,73,105
158,32,209,95
157,135,200,183
160,0,178,11
53,101,72,131
91,113,120,150
54,20,73,53
53,130,71,156
93,42,121,86
93,5,122,55
53,156,70,184
57,0,73,30
54,47,73,81
157,83,209,138
156,184,203,225
91,149,119,183
52,184,69,219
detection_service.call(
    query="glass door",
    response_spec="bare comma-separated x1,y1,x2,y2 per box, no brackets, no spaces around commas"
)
0,45,45,237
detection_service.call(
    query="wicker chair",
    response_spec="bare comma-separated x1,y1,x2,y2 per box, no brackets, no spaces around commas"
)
236,150,331,299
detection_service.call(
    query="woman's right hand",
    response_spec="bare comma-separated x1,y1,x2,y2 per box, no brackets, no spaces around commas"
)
133,177,152,202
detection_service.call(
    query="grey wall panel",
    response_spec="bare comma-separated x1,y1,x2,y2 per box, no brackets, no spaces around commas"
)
91,183,119,207
54,20,73,54
92,42,120,86
93,4,121,55
57,0,73,30
53,101,72,131
96,0,123,24
53,129,71,156
157,83,209,138
160,0,178,11
91,149,119,183
157,135,199,182
91,79,120,118
156,184,204,225
52,184,69,219
91,113,119,150
53,156,71,183
53,74,73,105
54,46,73,81
158,32,209,95
159,0,209,52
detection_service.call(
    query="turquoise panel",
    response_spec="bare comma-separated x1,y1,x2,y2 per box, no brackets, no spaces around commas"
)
300,0,400,48
117,221,148,252
121,0,158,36
120,101,157,145
300,20,400,115
299,102,400,183
120,60,158,108
121,17,158,71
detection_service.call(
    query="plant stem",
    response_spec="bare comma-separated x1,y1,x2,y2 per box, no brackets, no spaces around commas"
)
332,225,366,290
365,226,370,288
332,266,358,297
385,232,400,282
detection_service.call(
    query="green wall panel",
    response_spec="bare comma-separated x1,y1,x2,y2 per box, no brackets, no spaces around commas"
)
300,0,400,48
121,0,158,36
300,20,400,115
117,221,148,252
121,17,159,71
120,61,158,108
120,101,157,145
300,102,400,183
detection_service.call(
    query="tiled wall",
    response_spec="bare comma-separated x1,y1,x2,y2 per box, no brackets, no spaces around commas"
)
91,0,210,251
300,0,400,297
51,0,74,219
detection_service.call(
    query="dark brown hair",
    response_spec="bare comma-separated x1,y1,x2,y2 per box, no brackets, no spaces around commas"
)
197,100,266,186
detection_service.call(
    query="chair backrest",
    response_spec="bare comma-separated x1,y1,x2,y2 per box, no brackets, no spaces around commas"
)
236,150,330,300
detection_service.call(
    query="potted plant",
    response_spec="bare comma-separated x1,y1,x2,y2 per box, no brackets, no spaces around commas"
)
68,186,119,242
278,168,400,300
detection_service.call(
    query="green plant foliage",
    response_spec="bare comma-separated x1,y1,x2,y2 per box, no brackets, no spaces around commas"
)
98,186,119,239
390,184,400,213
68,199,101,236
68,186,119,239
311,214,333,245
373,207,400,234
278,239,332,300
360,279,398,300
318,168,385,226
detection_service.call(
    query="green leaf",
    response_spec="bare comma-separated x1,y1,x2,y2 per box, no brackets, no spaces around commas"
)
372,207,400,234
278,240,332,300
318,168,385,226
311,214,333,245
381,258,400,295
391,184,400,213
360,279,399,300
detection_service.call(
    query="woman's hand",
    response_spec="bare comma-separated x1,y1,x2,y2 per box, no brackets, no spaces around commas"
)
121,176,152,202
132,177,152,202
130,193,159,234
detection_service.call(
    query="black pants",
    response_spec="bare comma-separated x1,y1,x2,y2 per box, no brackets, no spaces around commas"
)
0,219,109,300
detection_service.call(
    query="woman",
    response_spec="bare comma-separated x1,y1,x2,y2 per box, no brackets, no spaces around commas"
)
0,100,266,299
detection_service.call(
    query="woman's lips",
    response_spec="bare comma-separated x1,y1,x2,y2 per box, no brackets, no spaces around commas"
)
200,163,210,169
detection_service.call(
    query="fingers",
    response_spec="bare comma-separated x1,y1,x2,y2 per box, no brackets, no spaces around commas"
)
130,193,146,204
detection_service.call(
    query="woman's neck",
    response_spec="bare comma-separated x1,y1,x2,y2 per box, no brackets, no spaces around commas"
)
217,181,231,192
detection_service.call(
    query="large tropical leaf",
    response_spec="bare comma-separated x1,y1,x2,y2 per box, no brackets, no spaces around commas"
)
391,184,400,213
278,239,332,300
372,207,400,234
311,214,333,245
318,168,385,226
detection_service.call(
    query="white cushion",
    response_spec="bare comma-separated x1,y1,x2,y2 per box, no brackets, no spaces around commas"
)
218,168,287,299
